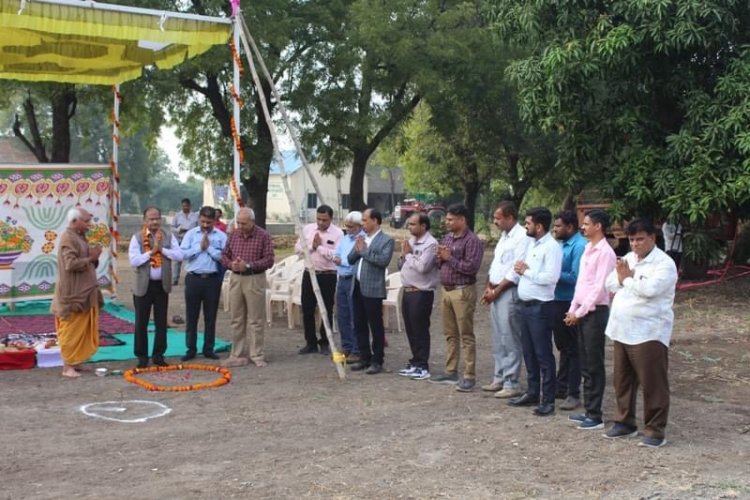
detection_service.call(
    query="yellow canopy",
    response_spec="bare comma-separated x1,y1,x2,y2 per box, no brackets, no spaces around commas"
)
0,0,232,85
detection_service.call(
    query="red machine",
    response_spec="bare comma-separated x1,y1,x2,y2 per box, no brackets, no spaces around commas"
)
390,199,445,228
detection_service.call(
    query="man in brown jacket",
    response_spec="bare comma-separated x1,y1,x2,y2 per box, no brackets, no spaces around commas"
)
52,208,103,378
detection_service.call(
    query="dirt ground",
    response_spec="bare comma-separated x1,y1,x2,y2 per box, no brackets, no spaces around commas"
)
2,240,749,499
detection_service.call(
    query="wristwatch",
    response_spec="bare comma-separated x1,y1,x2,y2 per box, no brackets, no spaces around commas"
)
245,263,251,270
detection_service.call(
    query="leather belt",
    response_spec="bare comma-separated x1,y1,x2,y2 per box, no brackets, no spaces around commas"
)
443,284,471,292
316,270,337,275
188,272,217,278
338,275,353,280
520,299,547,306
403,287,424,293
234,269,260,276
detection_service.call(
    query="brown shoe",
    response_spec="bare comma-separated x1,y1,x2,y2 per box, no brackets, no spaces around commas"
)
221,356,250,368
494,387,523,399
481,382,503,392
345,353,361,363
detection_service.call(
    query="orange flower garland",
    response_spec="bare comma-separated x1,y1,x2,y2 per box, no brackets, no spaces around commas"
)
123,363,232,392
141,225,162,269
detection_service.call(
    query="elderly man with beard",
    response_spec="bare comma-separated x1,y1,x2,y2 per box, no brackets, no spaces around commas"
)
332,211,364,362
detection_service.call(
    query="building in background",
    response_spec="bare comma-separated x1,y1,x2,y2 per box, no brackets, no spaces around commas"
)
266,151,404,223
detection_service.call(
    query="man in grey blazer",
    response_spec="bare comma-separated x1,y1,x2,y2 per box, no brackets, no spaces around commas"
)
348,208,395,374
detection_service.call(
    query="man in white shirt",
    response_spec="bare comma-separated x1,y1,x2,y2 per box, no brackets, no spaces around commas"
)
603,218,678,448
129,207,183,368
170,198,199,286
661,221,683,271
508,207,562,417
480,201,530,398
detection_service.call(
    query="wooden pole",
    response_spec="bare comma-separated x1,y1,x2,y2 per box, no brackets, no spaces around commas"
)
237,15,345,380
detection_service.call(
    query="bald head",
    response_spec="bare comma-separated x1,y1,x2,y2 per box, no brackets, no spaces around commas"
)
235,207,256,235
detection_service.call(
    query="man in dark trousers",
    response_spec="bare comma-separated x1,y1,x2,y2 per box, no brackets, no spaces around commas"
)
128,207,183,368
179,206,227,361
348,208,394,375
397,213,439,380
295,205,343,355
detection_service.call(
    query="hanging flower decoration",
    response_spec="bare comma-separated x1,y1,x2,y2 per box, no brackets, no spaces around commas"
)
229,178,244,207
230,84,244,109
228,40,243,76
229,117,245,164
123,363,232,392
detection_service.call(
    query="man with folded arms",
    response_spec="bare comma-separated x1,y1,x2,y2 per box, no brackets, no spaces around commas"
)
508,207,562,417
430,204,484,392
480,201,529,398
179,206,227,362
602,218,677,448
221,208,275,368
332,211,364,363
563,209,616,430
129,207,183,368
397,213,439,381
295,205,343,355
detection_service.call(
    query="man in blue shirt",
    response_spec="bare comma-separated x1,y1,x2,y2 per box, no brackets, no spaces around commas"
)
332,211,363,362
179,206,227,361
551,210,587,410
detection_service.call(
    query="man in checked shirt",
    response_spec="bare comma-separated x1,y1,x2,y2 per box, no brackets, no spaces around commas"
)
429,203,484,392
221,207,275,368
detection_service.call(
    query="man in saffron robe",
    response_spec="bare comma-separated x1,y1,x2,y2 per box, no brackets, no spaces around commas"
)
52,208,103,378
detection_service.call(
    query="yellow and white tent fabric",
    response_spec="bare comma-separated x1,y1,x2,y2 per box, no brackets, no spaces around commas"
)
0,0,232,85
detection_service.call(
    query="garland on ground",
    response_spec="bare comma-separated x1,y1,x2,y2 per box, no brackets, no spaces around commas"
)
123,363,232,392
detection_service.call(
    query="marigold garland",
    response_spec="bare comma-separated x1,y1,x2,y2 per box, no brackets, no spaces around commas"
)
141,225,162,269
123,363,232,392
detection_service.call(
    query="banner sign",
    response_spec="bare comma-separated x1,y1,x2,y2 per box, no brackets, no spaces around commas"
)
0,164,114,302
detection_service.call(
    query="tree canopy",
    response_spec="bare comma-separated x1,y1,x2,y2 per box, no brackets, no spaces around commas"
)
489,0,750,223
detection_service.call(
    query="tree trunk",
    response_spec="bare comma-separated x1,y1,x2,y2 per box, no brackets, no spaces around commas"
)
50,86,76,163
19,96,49,162
462,160,481,231
349,148,369,210
243,83,274,229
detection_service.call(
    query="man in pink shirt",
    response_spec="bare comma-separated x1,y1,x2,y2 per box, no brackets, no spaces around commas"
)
295,205,344,354
564,209,617,430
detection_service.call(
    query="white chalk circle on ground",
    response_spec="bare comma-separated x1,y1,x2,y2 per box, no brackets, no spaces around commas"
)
80,400,172,423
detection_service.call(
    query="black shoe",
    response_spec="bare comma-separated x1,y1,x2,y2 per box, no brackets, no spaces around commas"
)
153,357,169,367
533,402,555,417
298,345,318,355
203,352,219,360
508,393,540,407
318,345,331,355
365,363,383,375
181,353,196,362
350,361,370,371
136,357,149,369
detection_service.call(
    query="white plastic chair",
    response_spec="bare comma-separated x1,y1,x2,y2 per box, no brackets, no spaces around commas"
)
265,260,305,326
266,255,300,286
382,271,403,333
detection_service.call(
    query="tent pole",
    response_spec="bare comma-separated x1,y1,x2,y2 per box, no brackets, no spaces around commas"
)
109,83,121,298
238,19,346,380
238,14,327,207
232,16,241,217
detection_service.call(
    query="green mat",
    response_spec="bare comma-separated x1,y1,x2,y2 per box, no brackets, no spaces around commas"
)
0,300,230,363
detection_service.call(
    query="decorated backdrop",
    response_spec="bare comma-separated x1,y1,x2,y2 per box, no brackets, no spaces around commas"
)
0,164,115,302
